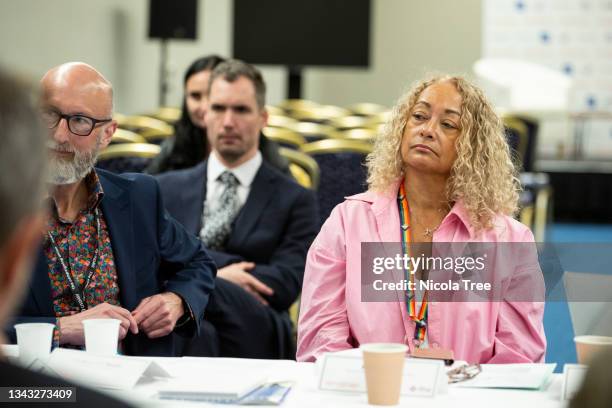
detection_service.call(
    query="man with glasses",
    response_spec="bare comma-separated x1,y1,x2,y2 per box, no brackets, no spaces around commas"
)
0,67,136,407
7,62,216,357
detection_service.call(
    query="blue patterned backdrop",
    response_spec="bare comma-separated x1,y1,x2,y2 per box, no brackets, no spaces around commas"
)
483,0,612,159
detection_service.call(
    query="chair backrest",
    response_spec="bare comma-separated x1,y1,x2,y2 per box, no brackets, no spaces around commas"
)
515,115,539,172
347,102,388,116
142,106,181,124
502,114,530,170
289,164,312,189
291,105,350,124
278,147,320,189
266,114,298,129
520,172,551,242
288,121,339,142
97,143,161,174
265,105,285,116
111,128,146,144
263,127,306,149
138,128,175,144
278,98,319,113
336,128,377,143
328,115,373,131
301,139,372,225
115,115,174,144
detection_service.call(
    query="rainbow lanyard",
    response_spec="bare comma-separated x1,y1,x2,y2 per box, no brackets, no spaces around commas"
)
397,182,428,345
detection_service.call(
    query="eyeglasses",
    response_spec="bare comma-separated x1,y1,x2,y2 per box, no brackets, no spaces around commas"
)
41,109,112,136
447,363,482,384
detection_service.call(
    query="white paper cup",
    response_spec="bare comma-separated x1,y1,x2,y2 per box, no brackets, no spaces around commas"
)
14,323,55,366
361,343,408,406
574,335,612,365
83,319,121,356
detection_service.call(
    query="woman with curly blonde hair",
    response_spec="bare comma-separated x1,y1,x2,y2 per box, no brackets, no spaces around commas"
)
297,75,546,364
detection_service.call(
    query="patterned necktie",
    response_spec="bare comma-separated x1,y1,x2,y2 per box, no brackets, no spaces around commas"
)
200,171,240,250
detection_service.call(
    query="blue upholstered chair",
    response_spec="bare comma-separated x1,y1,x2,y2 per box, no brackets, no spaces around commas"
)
96,143,161,174
301,139,372,226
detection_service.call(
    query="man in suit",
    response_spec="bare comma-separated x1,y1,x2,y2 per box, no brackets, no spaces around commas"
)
0,69,134,406
8,62,216,357
157,59,318,359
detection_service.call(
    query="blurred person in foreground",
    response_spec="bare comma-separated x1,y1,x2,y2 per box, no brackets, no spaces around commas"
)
7,62,216,356
0,69,133,406
297,75,546,363
145,54,289,175
570,348,612,408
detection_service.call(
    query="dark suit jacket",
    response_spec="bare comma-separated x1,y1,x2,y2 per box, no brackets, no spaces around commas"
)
156,161,319,313
8,169,216,357
0,361,135,407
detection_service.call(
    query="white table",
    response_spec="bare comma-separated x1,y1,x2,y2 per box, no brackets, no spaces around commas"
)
0,347,567,408
103,357,568,408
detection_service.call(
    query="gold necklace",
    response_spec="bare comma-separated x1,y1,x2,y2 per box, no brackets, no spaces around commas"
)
411,206,449,238
423,227,436,238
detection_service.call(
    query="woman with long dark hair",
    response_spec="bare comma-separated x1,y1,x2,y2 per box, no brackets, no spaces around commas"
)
146,55,288,174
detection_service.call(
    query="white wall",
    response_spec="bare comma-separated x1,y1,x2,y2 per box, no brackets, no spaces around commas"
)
0,0,231,113
0,0,481,113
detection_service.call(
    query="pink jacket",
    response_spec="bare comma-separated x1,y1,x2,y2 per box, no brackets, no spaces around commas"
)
297,187,546,363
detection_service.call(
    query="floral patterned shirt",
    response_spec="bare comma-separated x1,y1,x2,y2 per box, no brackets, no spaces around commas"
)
44,171,120,345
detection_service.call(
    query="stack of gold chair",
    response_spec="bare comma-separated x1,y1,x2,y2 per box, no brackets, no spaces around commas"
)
101,108,180,173
267,99,391,145
115,115,174,144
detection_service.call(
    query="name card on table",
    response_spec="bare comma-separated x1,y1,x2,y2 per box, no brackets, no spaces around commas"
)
42,348,171,390
561,364,588,401
318,352,445,397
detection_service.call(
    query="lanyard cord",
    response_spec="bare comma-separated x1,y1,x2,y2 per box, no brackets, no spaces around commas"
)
47,208,101,312
398,182,428,346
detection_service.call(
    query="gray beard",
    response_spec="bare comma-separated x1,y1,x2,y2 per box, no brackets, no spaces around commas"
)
47,137,101,185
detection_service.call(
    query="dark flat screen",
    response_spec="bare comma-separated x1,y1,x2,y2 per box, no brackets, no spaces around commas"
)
148,0,198,40
233,0,371,67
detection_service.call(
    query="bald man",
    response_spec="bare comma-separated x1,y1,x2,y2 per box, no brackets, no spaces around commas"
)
7,62,216,357
0,65,135,408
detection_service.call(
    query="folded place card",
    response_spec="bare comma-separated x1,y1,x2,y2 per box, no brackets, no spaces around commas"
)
44,348,171,390
561,364,588,401
318,351,445,397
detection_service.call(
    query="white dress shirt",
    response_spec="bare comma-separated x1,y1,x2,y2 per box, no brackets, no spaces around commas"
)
204,150,263,214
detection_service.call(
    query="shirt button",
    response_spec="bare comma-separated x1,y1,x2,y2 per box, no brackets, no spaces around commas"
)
432,342,439,348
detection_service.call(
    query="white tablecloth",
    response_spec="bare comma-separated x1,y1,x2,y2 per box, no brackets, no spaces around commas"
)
104,357,567,408
0,346,567,408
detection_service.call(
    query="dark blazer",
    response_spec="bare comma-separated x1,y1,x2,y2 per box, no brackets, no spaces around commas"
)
8,169,216,357
156,160,319,313
0,361,135,407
